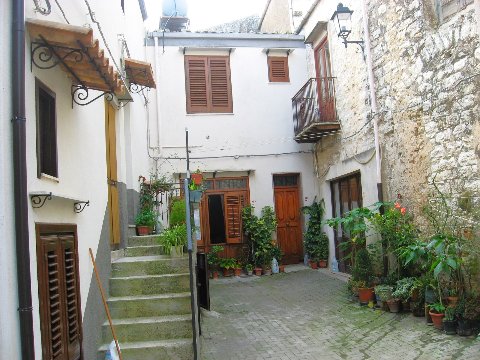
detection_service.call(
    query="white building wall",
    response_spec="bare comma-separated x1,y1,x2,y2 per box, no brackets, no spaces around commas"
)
147,37,318,216
0,1,152,358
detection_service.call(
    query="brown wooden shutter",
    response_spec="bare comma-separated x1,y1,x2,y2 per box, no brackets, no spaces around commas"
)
61,235,82,360
37,231,82,360
224,192,245,244
268,56,289,82
208,57,233,113
185,56,209,113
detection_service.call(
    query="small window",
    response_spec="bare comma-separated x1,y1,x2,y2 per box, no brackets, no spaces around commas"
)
437,0,473,21
268,56,289,82
185,55,233,114
36,80,58,178
273,174,298,187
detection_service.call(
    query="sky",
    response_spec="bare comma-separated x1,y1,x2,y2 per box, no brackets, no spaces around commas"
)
144,0,267,31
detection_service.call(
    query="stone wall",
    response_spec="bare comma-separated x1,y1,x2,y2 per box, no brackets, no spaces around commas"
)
368,0,480,220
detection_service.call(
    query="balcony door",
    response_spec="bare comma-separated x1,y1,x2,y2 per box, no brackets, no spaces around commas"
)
314,37,336,122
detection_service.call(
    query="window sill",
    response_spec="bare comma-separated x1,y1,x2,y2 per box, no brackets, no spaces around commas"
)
40,173,59,183
186,113,234,116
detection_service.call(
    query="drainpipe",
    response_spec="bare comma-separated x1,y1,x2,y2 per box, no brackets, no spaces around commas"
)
361,0,383,203
154,36,162,153
12,0,35,359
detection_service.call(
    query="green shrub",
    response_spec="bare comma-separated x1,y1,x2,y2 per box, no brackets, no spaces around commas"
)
170,198,186,226
352,248,373,284
135,208,157,227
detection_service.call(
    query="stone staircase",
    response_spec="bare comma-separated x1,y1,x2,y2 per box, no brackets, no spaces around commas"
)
97,233,193,359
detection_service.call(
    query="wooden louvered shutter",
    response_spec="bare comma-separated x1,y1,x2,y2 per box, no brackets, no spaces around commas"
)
38,235,67,360
61,235,81,360
224,192,245,244
37,231,82,360
268,56,289,82
185,56,209,113
208,57,233,113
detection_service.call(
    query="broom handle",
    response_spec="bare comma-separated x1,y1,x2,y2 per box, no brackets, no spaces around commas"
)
89,248,123,360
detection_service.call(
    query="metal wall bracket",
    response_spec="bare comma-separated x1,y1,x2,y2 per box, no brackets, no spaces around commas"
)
30,192,52,208
71,85,114,107
74,201,90,213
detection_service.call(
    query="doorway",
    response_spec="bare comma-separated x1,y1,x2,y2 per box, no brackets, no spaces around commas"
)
105,102,120,247
273,174,302,264
208,194,226,244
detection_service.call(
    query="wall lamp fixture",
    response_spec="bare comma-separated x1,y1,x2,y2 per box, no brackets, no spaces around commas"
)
330,3,365,57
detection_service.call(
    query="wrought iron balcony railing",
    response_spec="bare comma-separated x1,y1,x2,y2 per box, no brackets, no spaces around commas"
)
292,77,339,143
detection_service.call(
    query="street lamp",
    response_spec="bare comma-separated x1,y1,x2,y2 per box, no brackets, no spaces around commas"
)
330,3,364,55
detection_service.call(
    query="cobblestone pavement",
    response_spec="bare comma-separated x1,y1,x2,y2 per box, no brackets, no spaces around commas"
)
200,267,480,360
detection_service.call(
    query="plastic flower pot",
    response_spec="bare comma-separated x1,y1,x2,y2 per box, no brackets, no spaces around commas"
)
429,311,445,330
387,299,400,313
358,287,374,305
457,319,473,336
443,319,457,335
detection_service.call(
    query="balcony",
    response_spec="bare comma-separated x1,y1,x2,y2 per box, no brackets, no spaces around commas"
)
292,77,340,143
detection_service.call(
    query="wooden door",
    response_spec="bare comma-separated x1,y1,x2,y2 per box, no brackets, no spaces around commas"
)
274,175,302,264
105,102,121,246
314,37,335,122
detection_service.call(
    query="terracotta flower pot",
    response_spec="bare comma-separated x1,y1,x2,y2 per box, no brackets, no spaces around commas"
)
318,259,328,268
136,225,151,236
429,311,445,330
211,271,219,280
309,260,318,269
387,299,400,313
358,287,374,305
279,264,285,273
222,268,232,277
233,268,242,277
254,267,262,276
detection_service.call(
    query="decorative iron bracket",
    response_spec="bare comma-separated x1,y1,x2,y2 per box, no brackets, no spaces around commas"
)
30,192,52,208
71,85,114,107
74,201,90,213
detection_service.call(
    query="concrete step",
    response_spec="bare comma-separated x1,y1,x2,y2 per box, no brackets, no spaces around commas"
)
128,234,160,247
98,339,193,360
101,315,192,343
109,273,190,297
108,293,191,319
112,256,189,277
124,245,164,257
128,225,137,237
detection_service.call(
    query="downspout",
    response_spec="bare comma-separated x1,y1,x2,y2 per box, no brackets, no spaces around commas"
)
154,36,162,153
361,0,383,203
12,0,35,359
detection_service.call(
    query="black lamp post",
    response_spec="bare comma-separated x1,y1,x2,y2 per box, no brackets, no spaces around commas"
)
330,3,365,55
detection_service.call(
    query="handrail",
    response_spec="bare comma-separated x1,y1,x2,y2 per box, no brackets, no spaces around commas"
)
89,248,123,360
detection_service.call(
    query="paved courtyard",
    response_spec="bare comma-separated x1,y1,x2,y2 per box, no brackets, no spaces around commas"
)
200,267,480,360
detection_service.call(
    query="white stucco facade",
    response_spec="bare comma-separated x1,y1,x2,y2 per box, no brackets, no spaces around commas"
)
1,1,152,358
146,32,318,217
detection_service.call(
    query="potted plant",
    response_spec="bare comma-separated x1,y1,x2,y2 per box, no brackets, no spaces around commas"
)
233,260,242,277
158,224,187,257
245,263,254,276
302,200,328,270
352,248,374,305
220,257,237,277
443,306,457,335
135,208,156,235
318,233,329,268
457,292,480,336
207,245,223,279
190,169,203,186
271,245,284,273
374,285,393,309
429,302,446,330
392,277,417,312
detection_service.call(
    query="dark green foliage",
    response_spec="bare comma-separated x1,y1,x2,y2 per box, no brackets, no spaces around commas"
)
207,245,224,269
351,248,373,284
170,198,186,226
135,208,156,227
302,200,329,261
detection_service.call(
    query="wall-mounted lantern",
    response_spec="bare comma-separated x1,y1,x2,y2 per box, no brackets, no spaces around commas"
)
330,3,365,56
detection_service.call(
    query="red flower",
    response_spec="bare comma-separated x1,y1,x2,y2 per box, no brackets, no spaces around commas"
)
400,208,406,215
394,202,401,209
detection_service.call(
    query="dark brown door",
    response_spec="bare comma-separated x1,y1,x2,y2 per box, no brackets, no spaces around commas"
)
314,37,336,122
274,175,302,264
331,173,363,273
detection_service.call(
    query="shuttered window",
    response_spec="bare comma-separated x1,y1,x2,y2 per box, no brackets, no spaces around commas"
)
185,56,233,113
36,79,58,178
224,192,246,244
37,226,82,360
268,56,289,82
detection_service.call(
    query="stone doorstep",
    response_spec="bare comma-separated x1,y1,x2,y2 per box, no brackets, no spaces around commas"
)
110,273,190,280
107,292,191,303
105,314,191,326
98,338,193,351
124,244,165,257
